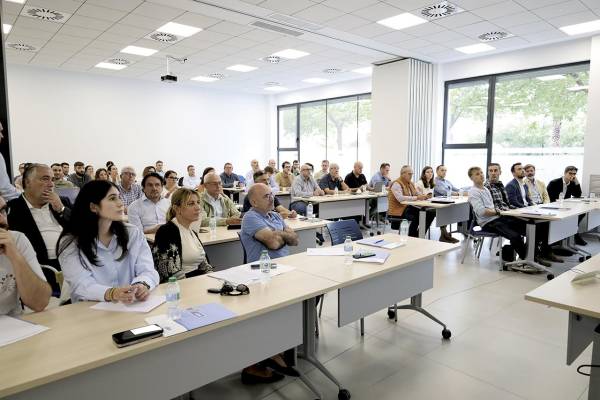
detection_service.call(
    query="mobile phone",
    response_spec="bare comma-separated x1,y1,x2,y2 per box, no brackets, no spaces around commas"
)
112,324,163,348
207,287,222,293
250,263,260,269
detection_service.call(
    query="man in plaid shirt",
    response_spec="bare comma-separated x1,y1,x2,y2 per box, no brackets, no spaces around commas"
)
118,166,142,211
484,163,515,211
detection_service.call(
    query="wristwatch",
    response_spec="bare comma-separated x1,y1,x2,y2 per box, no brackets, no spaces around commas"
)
133,281,150,290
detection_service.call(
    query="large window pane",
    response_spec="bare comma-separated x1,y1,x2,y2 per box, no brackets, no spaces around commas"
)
443,148,488,189
327,97,358,175
299,101,326,166
278,150,298,167
278,105,297,148
357,95,372,178
446,80,489,144
492,65,588,184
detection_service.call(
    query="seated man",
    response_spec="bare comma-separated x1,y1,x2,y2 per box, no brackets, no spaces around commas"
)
344,161,368,191
127,173,170,234
547,166,586,246
524,164,549,205
118,166,143,210
8,164,71,295
220,162,243,188
505,162,534,208
433,164,460,197
314,160,329,182
267,158,278,174
245,159,260,183
484,163,515,211
263,166,280,194
51,163,75,189
275,161,294,189
468,166,527,260
243,170,297,218
155,160,165,177
290,163,324,215
369,163,392,188
201,172,242,227
319,163,349,194
388,165,435,237
0,195,51,315
67,161,91,189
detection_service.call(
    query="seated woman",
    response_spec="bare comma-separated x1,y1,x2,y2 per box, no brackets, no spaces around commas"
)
162,170,179,199
197,167,215,194
152,188,212,283
108,164,120,185
415,166,434,196
95,168,108,181
85,165,94,180
58,180,159,303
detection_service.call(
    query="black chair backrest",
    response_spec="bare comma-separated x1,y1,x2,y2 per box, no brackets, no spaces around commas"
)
237,232,247,264
178,176,184,187
326,220,363,246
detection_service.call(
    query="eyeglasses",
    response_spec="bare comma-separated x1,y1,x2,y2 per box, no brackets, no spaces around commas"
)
168,176,178,180
218,282,249,296
262,193,274,199
0,205,9,216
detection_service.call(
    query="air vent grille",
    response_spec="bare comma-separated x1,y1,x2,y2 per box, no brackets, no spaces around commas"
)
268,13,323,31
261,55,284,64
209,73,226,79
146,32,181,43
21,6,71,23
420,1,463,20
323,68,343,74
108,58,131,65
478,31,514,42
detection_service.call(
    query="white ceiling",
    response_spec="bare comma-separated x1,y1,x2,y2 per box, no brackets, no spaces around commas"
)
3,0,600,93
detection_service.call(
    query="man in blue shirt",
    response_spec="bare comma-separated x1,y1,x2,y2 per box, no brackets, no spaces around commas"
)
369,163,391,188
433,164,460,197
241,183,298,262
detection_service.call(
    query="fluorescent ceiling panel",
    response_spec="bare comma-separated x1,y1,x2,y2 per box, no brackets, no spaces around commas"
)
95,62,127,70
377,13,427,30
560,19,600,36
157,22,202,37
271,49,309,59
455,43,495,54
226,64,258,72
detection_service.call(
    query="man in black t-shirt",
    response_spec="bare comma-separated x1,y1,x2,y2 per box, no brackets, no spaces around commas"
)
344,161,368,190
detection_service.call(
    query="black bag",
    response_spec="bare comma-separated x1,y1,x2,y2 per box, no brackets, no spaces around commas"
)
502,244,515,262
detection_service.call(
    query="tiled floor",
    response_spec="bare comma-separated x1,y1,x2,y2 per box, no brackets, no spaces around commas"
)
190,228,597,400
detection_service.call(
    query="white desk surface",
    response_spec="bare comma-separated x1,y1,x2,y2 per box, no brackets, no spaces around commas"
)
401,196,470,209
525,254,600,320
292,192,385,204
501,201,597,221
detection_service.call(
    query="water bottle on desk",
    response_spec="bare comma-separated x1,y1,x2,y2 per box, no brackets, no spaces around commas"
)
558,192,565,205
306,202,314,220
334,186,339,196
344,235,353,265
399,220,409,244
446,189,452,199
166,277,181,320
259,250,271,283
209,216,217,238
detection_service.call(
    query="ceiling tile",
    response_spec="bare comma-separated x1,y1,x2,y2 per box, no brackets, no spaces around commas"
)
15,16,64,33
86,0,143,13
424,29,470,44
580,0,600,7
547,11,599,28
241,28,285,42
52,33,93,46
471,1,527,20
521,28,568,43
351,2,406,21
488,36,530,49
26,0,83,14
530,0,588,20
514,0,565,9
96,31,139,45
509,20,555,35
321,0,380,13
189,30,231,44
8,26,55,40
373,29,414,44
325,14,371,31
350,22,394,37
208,21,254,36
2,2,25,16
75,4,127,22
490,11,541,28
119,13,167,30
402,21,447,36
104,23,149,38
454,20,505,37
2,13,18,25
258,0,316,14
416,43,450,54
173,12,221,29
131,2,186,21
292,4,345,23
88,40,122,51
383,0,435,10
66,14,114,31
393,37,432,49
57,25,103,39
220,36,260,49
450,0,504,10
433,12,484,29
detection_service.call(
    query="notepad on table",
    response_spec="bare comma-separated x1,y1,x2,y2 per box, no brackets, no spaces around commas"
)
0,315,49,348
357,237,404,249
91,295,165,313
352,249,390,264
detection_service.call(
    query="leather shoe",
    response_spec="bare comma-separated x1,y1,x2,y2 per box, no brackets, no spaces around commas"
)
544,253,564,263
263,358,301,377
535,257,552,268
575,235,588,246
553,248,574,257
241,370,285,385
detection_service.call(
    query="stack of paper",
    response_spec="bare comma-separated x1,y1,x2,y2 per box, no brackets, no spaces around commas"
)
145,303,237,337
0,315,48,348
357,238,404,249
208,263,295,285
91,295,165,313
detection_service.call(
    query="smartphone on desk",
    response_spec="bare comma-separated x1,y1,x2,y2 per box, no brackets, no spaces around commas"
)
112,324,163,348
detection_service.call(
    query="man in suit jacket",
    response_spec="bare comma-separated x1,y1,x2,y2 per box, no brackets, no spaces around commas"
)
7,164,71,295
505,163,534,208
547,166,582,202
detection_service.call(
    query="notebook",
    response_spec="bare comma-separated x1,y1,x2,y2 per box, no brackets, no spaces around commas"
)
356,237,404,249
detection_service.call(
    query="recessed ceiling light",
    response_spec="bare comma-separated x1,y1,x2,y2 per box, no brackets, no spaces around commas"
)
121,45,158,56
226,64,257,72
271,49,309,59
156,22,202,38
352,66,373,75
191,76,219,82
455,43,495,54
3,24,12,34
95,62,127,70
537,75,565,81
265,86,287,91
377,13,427,30
6,0,26,3
560,19,600,36
567,85,589,91
302,78,329,84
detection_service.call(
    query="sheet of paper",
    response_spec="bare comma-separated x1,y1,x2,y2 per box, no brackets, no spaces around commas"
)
208,263,295,285
0,315,49,348
91,295,165,313
352,250,390,264
176,303,237,331
307,247,346,256
357,238,404,249
145,314,187,337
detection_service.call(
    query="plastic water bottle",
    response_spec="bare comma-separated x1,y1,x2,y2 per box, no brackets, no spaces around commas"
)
446,189,452,199
259,250,271,283
209,216,217,238
334,186,339,196
558,192,565,205
166,277,181,320
399,220,409,244
344,235,353,265
306,202,314,219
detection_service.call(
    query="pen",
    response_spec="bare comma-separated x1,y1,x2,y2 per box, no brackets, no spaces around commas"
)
374,239,384,244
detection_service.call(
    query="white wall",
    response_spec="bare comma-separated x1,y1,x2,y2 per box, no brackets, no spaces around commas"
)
583,35,600,193
6,65,269,177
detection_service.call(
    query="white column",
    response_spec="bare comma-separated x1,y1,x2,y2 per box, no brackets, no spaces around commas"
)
583,36,600,194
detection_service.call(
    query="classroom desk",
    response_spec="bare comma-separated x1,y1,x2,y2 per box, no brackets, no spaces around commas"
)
0,271,340,400
146,218,329,269
293,192,386,221
525,255,600,400
400,197,470,238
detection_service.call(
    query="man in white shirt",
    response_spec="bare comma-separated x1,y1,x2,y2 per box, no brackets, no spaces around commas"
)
267,158,278,174
245,159,260,183
182,165,201,189
0,195,51,315
127,173,170,234
155,160,165,177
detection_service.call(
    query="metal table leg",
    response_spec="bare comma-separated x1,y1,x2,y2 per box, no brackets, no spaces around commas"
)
504,221,553,277
387,294,451,339
418,209,427,239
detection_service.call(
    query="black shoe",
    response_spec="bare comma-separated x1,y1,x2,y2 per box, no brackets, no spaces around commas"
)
263,358,301,377
553,248,574,257
241,370,285,385
535,257,552,268
545,253,564,263
575,235,588,246
360,223,372,229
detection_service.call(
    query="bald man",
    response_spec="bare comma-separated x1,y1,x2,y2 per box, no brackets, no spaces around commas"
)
245,159,260,184
344,161,368,191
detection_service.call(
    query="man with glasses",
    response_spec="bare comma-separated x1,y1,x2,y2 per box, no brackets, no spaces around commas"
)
200,172,241,226
275,161,294,189
127,173,170,234
547,166,586,246
290,163,324,216
118,166,142,210
0,195,51,315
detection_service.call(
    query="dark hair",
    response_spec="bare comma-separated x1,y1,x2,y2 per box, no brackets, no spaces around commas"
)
106,161,114,168
155,160,163,165
74,161,84,168
264,166,274,174
164,170,177,180
565,166,578,173
420,166,435,189
468,166,482,178
141,172,164,187
224,162,232,169
436,164,445,172
85,165,93,172
200,167,215,184
523,164,535,171
187,165,194,171
50,163,61,168
282,161,290,169
488,163,501,170
380,163,390,170
293,160,299,164
253,169,265,181
57,180,129,268
95,168,108,180
306,163,314,170
510,162,522,173
142,166,156,177
61,162,69,167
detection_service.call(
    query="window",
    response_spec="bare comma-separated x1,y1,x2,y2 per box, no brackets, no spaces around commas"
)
277,94,371,176
442,63,589,186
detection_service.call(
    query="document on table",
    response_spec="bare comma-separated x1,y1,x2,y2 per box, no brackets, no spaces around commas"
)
208,263,295,285
176,303,237,331
522,210,556,216
145,314,187,337
0,315,49,348
352,250,390,264
91,295,165,313
307,247,346,256
356,237,404,249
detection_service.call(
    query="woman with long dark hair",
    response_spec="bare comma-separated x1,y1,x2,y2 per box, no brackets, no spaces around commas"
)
57,180,159,303
416,166,435,196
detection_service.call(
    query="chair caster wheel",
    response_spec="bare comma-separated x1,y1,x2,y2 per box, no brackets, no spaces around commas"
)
547,274,554,280
579,257,585,262
338,389,351,400
587,255,592,260
376,231,382,235
442,329,451,340
387,309,396,319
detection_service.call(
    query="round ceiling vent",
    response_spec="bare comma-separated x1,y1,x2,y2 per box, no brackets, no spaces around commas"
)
264,81,281,86
420,2,463,20
25,7,67,22
107,58,130,65
478,31,512,41
208,73,226,79
148,32,179,43
261,55,283,64
6,43,37,51
323,68,343,74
